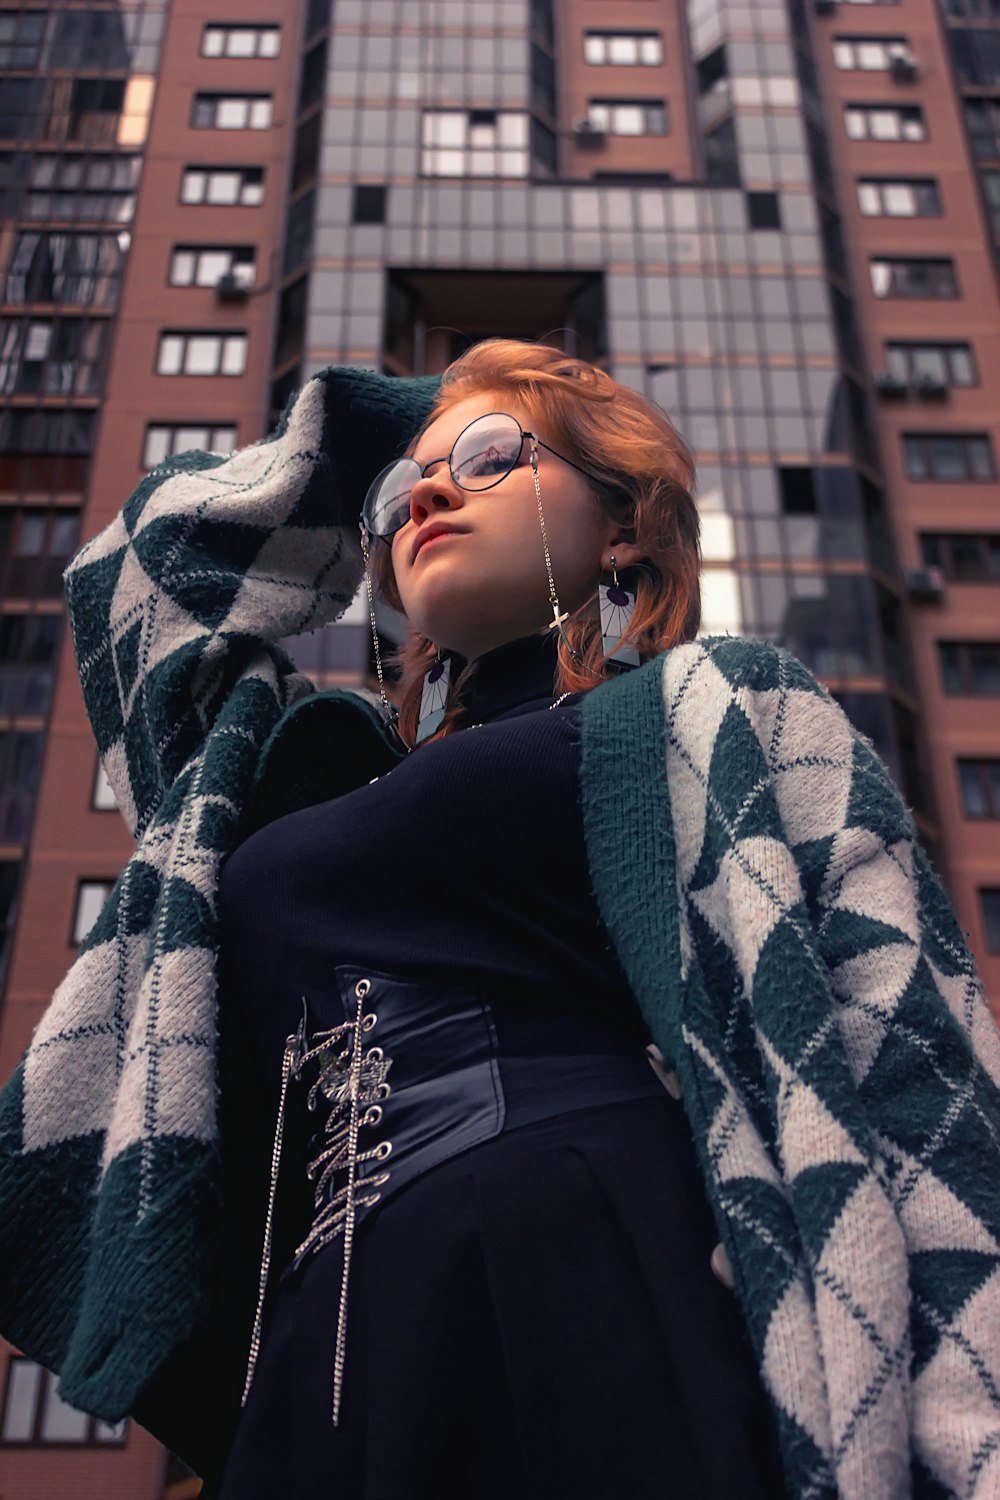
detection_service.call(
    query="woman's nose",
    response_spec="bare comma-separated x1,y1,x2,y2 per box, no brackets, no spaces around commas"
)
408,463,466,525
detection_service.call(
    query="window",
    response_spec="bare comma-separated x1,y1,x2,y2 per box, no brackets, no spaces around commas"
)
948,27,1000,88
869,256,958,297
0,317,107,397
49,11,130,70
352,185,386,224
168,246,256,288
201,24,280,58
1,1356,127,1445
857,178,940,216
833,36,914,69
958,760,1000,817
938,641,1000,695
0,508,80,598
143,423,237,469
747,191,782,228
421,110,531,177
0,613,62,716
903,433,995,481
92,759,118,812
886,342,976,386
585,99,669,136
980,889,1000,952
23,153,141,224
697,45,728,95
0,860,19,986
944,0,1000,14
0,12,46,70
155,332,247,377
963,97,1000,159
920,533,1000,581
72,880,114,945
844,103,926,141
0,732,42,843
190,94,272,131
180,166,264,206
980,168,1000,235
4,231,127,307
583,32,663,66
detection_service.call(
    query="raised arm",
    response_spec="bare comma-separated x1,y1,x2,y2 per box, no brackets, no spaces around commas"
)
63,367,440,839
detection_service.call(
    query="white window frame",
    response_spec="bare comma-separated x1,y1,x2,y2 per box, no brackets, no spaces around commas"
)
1,1356,127,1445
168,246,256,288
192,94,273,131
72,880,114,945
844,103,926,141
857,178,940,216
832,36,914,69
91,759,117,811
142,422,238,469
155,332,248,377
179,167,265,207
201,24,280,59
583,32,663,66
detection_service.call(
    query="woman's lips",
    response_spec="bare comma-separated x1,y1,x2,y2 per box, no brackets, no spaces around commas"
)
415,531,463,555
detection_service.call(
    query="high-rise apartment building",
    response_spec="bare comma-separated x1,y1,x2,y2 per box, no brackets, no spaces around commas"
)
1,0,998,1492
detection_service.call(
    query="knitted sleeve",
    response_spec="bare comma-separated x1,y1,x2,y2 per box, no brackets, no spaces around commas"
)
805,691,1000,1496
660,635,1000,1498
61,367,440,840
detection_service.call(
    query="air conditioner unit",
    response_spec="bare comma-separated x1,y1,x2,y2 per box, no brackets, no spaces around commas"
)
572,117,607,148
912,373,949,399
888,54,917,82
874,371,908,398
814,0,836,15
215,271,250,302
904,566,946,600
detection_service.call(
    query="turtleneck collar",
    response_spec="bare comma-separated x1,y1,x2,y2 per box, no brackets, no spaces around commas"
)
457,628,563,724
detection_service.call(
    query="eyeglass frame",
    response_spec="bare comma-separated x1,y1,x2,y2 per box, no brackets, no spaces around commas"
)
361,410,626,542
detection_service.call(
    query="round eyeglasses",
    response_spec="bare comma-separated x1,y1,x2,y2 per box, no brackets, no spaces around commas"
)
361,411,609,541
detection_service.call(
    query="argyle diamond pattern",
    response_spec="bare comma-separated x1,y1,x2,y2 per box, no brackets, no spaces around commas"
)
0,361,998,1500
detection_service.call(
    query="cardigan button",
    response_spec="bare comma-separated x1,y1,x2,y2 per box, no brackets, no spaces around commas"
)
645,1044,682,1100
711,1243,735,1290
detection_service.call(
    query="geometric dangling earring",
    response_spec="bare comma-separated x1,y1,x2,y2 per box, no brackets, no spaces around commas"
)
598,553,640,668
416,648,452,743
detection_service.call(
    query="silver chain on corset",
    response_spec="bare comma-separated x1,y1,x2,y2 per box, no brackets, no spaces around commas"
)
241,977,394,1426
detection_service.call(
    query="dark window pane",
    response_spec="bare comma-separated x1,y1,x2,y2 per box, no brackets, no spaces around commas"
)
939,641,964,692
970,643,1000,692
747,190,781,229
982,888,1000,952
959,760,989,816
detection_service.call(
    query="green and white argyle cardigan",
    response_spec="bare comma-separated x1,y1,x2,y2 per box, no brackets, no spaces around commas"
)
1,365,999,1498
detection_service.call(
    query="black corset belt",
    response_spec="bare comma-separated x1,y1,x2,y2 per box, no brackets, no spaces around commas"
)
239,965,667,1428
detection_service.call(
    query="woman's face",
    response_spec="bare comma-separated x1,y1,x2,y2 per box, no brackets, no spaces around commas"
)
389,391,640,662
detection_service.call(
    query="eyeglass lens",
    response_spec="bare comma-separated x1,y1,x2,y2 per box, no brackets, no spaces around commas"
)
363,413,524,538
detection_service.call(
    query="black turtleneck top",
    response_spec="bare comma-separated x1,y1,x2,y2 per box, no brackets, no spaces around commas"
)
216,629,648,1064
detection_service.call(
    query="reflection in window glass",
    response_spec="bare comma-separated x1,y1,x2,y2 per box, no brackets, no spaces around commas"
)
73,880,113,945
2,1359,41,1441
39,1386,89,1443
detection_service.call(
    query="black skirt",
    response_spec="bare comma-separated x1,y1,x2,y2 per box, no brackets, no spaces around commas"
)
209,1090,786,1500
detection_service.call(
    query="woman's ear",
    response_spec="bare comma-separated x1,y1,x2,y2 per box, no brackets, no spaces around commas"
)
600,539,644,573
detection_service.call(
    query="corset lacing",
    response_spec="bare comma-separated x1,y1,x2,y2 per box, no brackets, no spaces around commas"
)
241,977,394,1425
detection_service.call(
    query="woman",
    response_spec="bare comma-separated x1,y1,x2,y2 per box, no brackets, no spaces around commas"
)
1,341,998,1499
207,348,785,1497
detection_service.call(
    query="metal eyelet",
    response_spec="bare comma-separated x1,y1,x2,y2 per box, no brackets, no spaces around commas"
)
375,1082,391,1100
355,978,371,999
364,1104,383,1127
362,1012,377,1031
375,1140,393,1160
